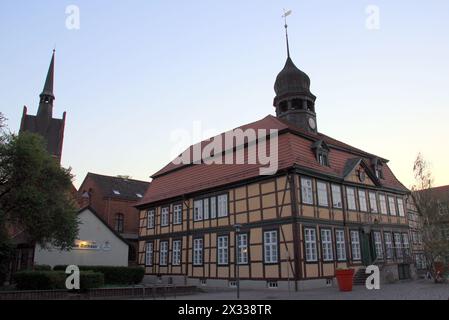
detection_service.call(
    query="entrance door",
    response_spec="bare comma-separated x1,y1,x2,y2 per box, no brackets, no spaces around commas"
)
361,233,373,266
398,264,411,280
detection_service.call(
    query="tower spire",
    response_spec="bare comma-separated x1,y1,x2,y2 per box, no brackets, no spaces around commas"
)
38,50,55,118
41,50,55,98
282,9,292,58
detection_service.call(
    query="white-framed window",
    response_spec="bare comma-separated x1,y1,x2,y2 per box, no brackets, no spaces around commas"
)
388,197,397,216
145,242,153,266
237,234,249,265
331,184,343,208
147,209,155,229
379,194,388,215
416,254,426,270
264,231,278,264
411,231,418,244
173,204,183,225
358,190,367,212
402,233,410,256
335,230,347,261
210,197,217,219
217,236,229,265
203,198,210,220
172,240,182,266
159,241,168,266
384,232,393,259
350,231,361,261
317,181,329,207
417,232,423,244
301,178,314,205
373,232,383,259
394,233,403,259
161,207,169,227
304,228,318,262
347,187,357,211
194,200,203,221
369,192,378,213
397,198,405,217
193,238,203,266
321,229,334,261
217,194,228,217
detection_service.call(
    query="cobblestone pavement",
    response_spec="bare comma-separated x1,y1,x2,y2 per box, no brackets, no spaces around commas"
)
169,280,449,300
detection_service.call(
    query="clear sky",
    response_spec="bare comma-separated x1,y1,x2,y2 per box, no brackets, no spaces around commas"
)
1,1,448,189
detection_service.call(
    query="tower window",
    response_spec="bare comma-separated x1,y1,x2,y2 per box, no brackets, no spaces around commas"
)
291,99,302,110
279,101,288,113
307,101,315,112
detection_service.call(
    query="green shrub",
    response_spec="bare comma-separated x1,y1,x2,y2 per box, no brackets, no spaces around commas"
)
53,265,144,285
13,270,105,291
79,272,104,290
32,265,52,271
13,271,66,290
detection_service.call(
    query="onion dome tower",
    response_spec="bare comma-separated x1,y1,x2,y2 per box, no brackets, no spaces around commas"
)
274,12,317,133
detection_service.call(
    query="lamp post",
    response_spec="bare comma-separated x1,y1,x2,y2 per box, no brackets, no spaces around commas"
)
234,224,242,300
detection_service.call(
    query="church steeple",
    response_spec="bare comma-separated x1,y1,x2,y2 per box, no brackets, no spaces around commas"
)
274,12,317,133
20,50,66,163
37,50,55,118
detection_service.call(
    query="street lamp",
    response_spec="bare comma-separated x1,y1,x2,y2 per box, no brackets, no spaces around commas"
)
234,224,242,300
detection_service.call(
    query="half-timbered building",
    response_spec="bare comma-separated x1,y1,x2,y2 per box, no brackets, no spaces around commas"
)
136,34,411,290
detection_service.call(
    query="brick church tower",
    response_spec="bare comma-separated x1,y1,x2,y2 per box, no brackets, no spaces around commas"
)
19,50,66,163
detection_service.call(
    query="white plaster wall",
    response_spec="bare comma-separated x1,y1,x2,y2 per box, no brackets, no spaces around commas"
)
34,208,129,267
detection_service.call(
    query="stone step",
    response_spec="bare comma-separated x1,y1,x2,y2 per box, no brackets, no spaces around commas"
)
353,268,369,286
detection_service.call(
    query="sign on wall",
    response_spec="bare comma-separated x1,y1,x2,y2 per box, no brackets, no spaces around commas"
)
74,240,112,251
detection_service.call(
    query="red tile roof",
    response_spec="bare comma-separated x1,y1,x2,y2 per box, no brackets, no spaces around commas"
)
420,185,449,200
138,115,408,206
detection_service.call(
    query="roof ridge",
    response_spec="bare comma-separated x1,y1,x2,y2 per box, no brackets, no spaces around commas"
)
88,172,149,184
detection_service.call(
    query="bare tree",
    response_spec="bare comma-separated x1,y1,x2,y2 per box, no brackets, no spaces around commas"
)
411,153,449,282
0,113,5,130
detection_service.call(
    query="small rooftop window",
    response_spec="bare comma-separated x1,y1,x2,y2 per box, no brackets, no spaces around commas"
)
113,190,121,195
312,140,330,167
371,157,384,180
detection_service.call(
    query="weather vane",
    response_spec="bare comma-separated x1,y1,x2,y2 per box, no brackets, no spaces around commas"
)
282,9,293,58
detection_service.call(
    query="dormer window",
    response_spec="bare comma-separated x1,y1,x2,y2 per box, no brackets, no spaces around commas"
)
312,140,330,167
318,153,328,166
375,168,383,179
372,158,384,179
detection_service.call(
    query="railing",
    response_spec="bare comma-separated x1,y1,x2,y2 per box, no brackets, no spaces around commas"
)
0,285,198,301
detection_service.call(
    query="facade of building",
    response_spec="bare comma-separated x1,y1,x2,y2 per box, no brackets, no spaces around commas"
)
78,173,150,265
407,195,426,274
34,207,129,267
136,35,412,289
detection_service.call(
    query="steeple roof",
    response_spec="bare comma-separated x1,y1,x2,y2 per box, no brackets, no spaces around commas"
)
40,50,55,99
274,56,312,97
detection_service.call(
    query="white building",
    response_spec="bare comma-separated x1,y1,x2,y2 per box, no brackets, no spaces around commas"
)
34,207,129,267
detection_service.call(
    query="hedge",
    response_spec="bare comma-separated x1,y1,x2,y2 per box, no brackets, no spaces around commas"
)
13,271,104,291
13,271,66,290
32,265,52,271
53,266,144,285
78,271,104,290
